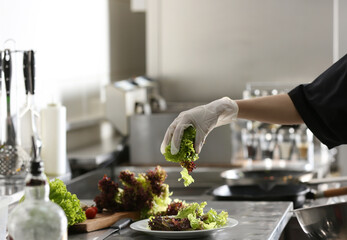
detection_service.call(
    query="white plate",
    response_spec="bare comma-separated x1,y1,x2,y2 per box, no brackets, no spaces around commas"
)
130,217,238,239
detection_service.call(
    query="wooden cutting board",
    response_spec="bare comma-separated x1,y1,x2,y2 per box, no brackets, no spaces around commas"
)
69,211,140,233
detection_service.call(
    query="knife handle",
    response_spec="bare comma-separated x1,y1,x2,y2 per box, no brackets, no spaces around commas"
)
3,49,11,96
0,51,2,88
100,218,133,240
112,218,132,230
28,50,35,95
23,51,30,94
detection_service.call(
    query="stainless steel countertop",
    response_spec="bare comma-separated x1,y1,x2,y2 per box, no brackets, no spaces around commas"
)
69,199,293,240
68,136,126,170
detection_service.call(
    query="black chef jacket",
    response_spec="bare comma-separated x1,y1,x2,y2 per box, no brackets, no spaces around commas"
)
289,54,347,149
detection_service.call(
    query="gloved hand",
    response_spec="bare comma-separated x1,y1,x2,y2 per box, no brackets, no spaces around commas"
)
160,97,239,155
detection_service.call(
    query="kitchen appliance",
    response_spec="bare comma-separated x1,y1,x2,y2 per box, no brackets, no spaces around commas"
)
212,184,347,209
294,201,347,239
220,168,315,190
215,167,347,209
105,79,151,136
133,76,167,113
129,110,233,166
221,168,347,189
232,82,335,178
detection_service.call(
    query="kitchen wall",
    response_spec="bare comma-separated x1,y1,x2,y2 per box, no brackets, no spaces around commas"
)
0,0,111,121
339,0,347,57
0,0,145,149
0,0,146,121
146,0,339,102
3,0,347,170
337,0,347,175
146,0,347,173
109,0,146,81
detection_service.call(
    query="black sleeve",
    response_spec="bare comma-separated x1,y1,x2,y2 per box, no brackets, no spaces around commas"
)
288,54,347,149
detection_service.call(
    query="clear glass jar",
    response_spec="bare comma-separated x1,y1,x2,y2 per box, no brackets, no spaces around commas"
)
7,161,67,240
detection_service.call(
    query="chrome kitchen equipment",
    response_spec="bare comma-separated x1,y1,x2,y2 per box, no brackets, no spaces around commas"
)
234,81,335,175
105,79,151,136
294,201,347,239
20,50,41,156
0,50,22,176
3,49,16,146
221,167,316,190
0,49,31,178
221,168,347,190
129,108,233,166
133,76,166,113
213,183,347,209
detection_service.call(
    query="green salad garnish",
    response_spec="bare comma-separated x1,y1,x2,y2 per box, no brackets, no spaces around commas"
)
178,168,194,187
49,179,86,227
148,201,229,231
163,126,199,186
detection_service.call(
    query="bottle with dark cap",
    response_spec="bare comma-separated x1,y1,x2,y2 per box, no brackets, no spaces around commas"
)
7,137,67,240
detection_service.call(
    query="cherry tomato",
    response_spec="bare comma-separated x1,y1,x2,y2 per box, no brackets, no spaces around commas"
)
91,206,98,213
85,207,97,219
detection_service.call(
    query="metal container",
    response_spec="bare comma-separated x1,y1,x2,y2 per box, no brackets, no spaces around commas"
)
294,201,347,239
129,113,233,165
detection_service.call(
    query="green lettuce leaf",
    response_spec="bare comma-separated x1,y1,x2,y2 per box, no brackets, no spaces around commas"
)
188,214,216,230
214,210,229,227
176,202,207,219
178,168,194,187
204,208,228,227
147,184,172,217
176,202,228,230
163,126,198,163
49,179,86,227
163,126,199,187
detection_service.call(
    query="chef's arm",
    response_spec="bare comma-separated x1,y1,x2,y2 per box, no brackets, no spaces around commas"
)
236,93,303,125
161,94,304,154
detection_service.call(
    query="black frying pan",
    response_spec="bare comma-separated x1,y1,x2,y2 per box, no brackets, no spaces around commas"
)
220,168,347,192
212,184,347,209
220,168,316,191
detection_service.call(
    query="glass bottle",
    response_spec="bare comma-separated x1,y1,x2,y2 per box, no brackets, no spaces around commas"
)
277,126,296,161
7,137,67,240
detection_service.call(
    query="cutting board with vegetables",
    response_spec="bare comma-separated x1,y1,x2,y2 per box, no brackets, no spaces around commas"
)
69,211,140,233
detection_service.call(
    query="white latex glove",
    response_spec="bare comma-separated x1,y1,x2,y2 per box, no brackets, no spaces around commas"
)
160,97,239,155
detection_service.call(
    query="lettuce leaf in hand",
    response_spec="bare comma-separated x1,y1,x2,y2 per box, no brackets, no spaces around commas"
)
163,126,199,186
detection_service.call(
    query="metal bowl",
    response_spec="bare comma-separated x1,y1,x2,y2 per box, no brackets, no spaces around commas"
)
294,201,347,239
